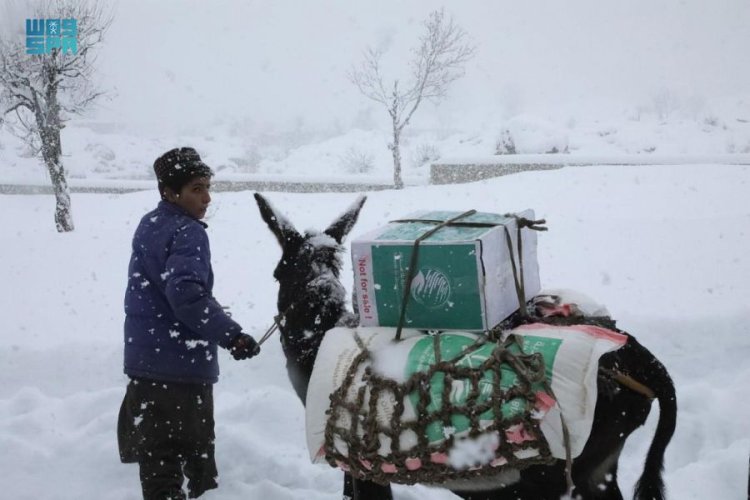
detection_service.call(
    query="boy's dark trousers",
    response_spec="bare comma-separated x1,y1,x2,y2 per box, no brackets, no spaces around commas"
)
118,378,218,499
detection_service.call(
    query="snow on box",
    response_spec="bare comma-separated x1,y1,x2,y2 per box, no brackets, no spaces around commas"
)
305,324,627,476
351,210,541,331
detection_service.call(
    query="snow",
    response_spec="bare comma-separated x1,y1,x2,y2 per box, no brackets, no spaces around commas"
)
1,0,749,498
369,339,414,382
537,289,611,317
2,164,749,499
447,432,501,471
307,232,339,250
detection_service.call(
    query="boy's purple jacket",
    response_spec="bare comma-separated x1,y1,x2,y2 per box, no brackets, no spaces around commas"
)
123,200,242,384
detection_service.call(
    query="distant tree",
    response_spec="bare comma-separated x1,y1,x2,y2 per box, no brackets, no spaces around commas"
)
349,9,475,189
0,1,111,232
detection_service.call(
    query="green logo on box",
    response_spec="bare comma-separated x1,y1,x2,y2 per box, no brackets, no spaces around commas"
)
410,267,451,308
370,244,483,330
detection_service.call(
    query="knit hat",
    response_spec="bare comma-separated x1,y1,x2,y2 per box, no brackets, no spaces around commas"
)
153,147,213,198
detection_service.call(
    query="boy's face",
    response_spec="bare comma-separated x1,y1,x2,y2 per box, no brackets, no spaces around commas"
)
166,177,212,219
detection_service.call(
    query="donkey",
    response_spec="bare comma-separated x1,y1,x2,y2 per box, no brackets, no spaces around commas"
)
253,192,677,500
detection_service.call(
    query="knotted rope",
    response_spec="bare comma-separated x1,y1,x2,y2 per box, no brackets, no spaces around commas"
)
391,212,547,340
502,216,548,317
393,210,478,341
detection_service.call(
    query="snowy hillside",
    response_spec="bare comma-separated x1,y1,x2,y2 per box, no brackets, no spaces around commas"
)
1,0,750,182
2,164,749,499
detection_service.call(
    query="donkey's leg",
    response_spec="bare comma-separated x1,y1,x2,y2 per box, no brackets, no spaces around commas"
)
342,473,354,500
567,358,652,500
451,490,500,500
451,480,562,500
285,359,312,405
342,473,393,500
570,445,625,500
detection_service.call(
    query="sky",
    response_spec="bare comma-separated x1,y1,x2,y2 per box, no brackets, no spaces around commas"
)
93,0,750,135
4,0,748,135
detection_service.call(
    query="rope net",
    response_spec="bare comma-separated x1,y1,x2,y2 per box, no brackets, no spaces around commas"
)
322,333,556,485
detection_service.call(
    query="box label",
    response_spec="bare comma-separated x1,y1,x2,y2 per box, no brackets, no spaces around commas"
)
370,243,484,330
354,249,378,324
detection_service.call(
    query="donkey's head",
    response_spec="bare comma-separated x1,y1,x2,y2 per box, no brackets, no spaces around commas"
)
254,193,366,403
254,192,366,309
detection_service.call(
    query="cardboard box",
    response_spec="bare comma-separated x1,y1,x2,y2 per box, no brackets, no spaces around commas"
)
351,210,541,331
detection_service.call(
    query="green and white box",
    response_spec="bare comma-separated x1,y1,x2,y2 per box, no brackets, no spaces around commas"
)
351,210,541,332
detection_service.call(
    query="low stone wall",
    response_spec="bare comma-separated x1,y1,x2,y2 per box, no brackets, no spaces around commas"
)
0,179,394,195
430,154,750,184
430,163,563,184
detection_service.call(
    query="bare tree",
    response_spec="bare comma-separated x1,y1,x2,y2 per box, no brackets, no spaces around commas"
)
0,1,111,231
349,9,475,189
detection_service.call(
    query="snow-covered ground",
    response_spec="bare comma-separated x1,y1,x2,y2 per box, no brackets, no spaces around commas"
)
2,164,749,499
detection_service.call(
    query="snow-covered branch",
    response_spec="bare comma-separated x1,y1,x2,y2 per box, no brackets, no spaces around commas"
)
348,9,475,189
0,0,112,232
348,47,390,106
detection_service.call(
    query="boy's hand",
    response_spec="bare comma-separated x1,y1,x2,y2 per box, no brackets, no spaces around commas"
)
230,333,260,360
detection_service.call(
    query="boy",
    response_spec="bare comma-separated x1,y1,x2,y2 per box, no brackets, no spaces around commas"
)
118,147,260,499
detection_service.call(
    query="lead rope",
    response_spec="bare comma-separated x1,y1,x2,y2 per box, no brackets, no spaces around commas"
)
257,300,298,346
394,210,478,341
256,314,281,346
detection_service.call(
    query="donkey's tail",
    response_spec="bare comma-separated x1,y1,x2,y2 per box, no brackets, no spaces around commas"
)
632,341,677,500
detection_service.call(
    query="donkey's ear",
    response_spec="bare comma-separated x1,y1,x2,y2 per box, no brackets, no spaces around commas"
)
254,193,302,248
324,195,367,243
